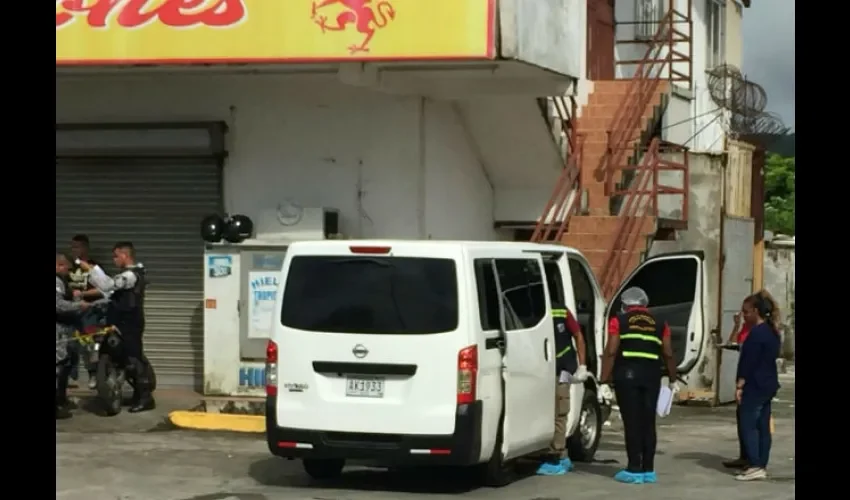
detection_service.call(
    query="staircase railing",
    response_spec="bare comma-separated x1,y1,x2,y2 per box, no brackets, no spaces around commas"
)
601,6,689,194
530,95,584,243
596,3,693,298
599,138,689,299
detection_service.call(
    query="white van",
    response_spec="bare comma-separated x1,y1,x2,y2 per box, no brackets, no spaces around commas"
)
263,241,706,486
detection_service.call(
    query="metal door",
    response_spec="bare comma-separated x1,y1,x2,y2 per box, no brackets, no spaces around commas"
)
587,0,616,80
56,159,221,389
717,216,755,404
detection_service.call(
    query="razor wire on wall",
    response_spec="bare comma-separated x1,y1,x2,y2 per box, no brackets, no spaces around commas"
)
706,64,791,139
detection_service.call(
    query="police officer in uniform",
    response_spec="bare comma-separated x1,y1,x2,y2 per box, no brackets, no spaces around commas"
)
56,253,89,419
79,242,155,413
536,299,588,476
599,287,678,484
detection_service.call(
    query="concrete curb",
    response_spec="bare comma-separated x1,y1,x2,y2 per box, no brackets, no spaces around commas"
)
168,411,265,433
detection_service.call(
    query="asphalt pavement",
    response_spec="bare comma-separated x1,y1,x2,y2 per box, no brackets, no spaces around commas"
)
57,369,795,500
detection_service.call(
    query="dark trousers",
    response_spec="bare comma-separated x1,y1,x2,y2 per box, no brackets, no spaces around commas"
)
56,360,72,407
122,329,153,399
70,309,102,380
735,406,747,461
739,393,772,468
615,379,661,472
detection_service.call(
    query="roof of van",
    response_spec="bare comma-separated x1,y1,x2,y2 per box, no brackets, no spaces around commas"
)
287,239,583,256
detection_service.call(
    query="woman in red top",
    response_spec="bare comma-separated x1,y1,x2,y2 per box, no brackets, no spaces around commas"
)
723,290,780,469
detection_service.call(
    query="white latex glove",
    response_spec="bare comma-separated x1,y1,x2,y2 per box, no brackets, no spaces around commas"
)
669,381,681,394
572,365,589,383
598,384,614,404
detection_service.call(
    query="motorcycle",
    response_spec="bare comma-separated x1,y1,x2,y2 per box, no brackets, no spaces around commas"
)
74,325,157,416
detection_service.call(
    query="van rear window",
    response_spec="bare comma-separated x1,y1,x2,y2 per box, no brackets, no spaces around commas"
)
280,256,459,334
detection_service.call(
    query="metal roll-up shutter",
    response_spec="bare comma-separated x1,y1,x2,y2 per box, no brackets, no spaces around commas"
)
55,123,225,390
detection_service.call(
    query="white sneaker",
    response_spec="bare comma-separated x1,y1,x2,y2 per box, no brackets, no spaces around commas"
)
735,467,767,481
88,378,97,390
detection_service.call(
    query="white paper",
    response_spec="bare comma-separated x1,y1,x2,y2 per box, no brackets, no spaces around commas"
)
657,385,674,418
247,271,281,339
558,370,573,384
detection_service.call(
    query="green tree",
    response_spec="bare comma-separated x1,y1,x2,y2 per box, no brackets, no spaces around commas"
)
763,154,795,235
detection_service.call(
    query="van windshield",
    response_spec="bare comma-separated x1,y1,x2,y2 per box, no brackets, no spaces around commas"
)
280,256,459,334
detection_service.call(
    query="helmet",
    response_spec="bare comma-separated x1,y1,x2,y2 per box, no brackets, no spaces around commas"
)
223,214,254,243
200,214,225,243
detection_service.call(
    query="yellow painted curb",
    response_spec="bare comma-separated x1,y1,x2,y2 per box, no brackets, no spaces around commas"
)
169,411,265,433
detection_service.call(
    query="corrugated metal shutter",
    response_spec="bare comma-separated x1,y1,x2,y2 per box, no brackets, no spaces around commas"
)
55,158,221,389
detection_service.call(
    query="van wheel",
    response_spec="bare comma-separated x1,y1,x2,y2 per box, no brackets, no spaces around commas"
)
567,389,602,462
303,459,345,480
480,428,516,487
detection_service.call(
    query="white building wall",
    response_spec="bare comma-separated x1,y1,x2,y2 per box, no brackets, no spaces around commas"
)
613,0,727,153
56,73,498,241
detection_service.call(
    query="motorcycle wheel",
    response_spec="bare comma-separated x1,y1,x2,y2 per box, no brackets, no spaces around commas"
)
96,354,122,417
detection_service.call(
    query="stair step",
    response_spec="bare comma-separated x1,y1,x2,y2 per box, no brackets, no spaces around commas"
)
568,215,656,235
578,250,644,276
591,81,634,94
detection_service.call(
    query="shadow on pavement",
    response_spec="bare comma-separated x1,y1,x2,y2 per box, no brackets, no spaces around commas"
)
596,441,666,456
673,452,732,474
249,457,544,495
573,461,622,478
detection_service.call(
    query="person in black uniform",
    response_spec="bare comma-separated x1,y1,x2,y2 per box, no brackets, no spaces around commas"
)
536,299,588,476
79,242,155,413
599,287,678,484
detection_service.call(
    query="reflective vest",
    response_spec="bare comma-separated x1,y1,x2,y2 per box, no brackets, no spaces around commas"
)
615,308,663,369
553,305,578,375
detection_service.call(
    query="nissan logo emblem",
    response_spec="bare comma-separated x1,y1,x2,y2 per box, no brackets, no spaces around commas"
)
352,344,369,359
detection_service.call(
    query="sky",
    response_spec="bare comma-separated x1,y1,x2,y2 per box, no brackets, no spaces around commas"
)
741,0,795,130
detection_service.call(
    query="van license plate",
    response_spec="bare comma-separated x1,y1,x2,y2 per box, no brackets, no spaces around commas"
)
345,377,385,398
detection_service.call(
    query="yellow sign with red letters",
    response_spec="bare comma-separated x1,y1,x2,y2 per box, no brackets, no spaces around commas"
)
56,0,496,65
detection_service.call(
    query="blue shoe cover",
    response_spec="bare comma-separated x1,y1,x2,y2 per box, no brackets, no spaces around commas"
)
614,470,644,484
560,457,574,471
536,462,567,476
643,471,657,483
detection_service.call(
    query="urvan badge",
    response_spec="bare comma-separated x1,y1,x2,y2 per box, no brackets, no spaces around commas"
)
352,344,369,359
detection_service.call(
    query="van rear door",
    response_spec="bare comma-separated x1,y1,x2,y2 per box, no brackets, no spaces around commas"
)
273,242,470,436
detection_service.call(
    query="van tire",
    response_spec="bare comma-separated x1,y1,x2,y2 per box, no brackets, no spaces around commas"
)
303,459,345,480
480,427,516,487
567,389,602,462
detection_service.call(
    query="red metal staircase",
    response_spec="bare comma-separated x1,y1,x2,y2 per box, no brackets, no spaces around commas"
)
531,1,693,299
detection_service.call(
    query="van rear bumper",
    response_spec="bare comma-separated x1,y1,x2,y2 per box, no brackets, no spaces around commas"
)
265,397,483,466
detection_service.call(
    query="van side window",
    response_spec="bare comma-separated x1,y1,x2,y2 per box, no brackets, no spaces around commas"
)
543,261,565,305
494,259,546,330
568,258,594,312
473,259,501,331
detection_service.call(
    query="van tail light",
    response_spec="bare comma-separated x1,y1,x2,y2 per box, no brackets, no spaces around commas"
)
457,345,478,405
265,340,278,397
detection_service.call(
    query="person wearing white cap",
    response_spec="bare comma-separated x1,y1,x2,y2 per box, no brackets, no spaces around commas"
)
598,287,679,484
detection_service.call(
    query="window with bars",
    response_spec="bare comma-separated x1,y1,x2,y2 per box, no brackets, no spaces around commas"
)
636,0,664,40
706,0,726,69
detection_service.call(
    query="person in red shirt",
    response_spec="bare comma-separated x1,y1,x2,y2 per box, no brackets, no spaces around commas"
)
727,310,752,345
599,287,678,485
